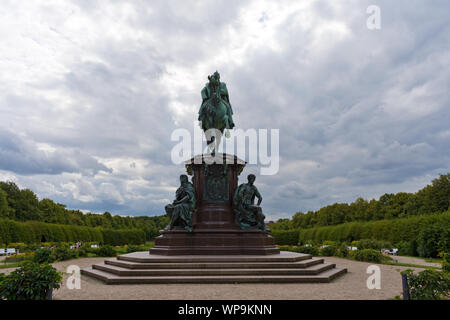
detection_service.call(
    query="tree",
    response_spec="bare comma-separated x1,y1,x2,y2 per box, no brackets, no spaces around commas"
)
16,189,42,221
0,189,11,218
39,198,66,224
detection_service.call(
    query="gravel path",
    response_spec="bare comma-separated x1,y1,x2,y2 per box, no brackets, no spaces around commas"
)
388,255,441,268
0,256,427,300
0,256,429,300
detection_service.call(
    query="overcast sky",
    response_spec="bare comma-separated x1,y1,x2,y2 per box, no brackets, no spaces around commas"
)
1,0,449,220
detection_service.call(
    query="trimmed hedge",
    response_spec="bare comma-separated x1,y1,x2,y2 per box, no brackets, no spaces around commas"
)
271,229,300,245
272,212,450,252
101,228,145,246
0,218,145,246
295,212,450,245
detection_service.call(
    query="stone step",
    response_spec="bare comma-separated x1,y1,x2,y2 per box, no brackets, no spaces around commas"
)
117,251,311,263
81,267,347,284
105,257,324,270
93,262,335,276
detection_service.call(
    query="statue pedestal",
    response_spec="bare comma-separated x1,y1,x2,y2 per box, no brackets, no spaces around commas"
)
150,154,280,255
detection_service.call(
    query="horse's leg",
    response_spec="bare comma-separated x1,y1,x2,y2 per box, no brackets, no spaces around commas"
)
215,130,223,153
223,115,231,138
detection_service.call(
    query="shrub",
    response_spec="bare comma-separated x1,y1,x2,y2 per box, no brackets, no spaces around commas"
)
77,247,89,257
355,239,392,250
52,245,78,261
351,249,382,263
295,246,319,256
97,245,116,257
0,262,62,300
403,269,450,300
126,245,142,253
25,243,40,252
336,243,349,257
272,230,299,245
33,247,54,264
441,252,450,272
397,240,417,256
319,245,337,257
417,223,448,258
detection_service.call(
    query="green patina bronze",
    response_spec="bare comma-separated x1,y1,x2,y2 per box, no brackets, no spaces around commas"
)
198,71,235,154
165,175,195,232
233,174,269,231
166,73,269,233
203,164,229,204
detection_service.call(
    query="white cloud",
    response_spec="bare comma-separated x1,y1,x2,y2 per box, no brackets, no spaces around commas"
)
0,0,449,219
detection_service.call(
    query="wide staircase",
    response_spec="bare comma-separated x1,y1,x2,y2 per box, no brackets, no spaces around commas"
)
81,251,347,284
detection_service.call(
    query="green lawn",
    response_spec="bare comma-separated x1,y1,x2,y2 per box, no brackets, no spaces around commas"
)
0,262,21,269
380,260,441,270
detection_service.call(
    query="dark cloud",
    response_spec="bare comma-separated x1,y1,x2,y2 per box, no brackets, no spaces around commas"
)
0,129,111,175
0,1,449,219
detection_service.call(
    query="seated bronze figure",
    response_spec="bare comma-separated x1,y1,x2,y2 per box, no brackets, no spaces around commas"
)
165,175,196,232
233,174,268,231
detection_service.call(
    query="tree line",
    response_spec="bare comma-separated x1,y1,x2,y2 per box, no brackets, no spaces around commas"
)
1,173,448,239
271,173,450,230
0,181,169,240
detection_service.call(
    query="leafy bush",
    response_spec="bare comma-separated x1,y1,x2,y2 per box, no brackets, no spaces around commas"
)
77,247,89,257
272,230,299,245
403,269,450,300
97,245,116,257
0,262,62,300
319,245,337,257
441,252,450,272
25,243,40,252
351,249,382,263
126,245,143,253
52,245,78,261
33,247,54,264
295,246,319,256
397,240,417,256
417,223,449,258
336,243,349,257
354,239,392,250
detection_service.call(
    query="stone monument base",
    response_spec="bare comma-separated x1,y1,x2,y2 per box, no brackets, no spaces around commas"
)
149,229,279,255
81,251,347,284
